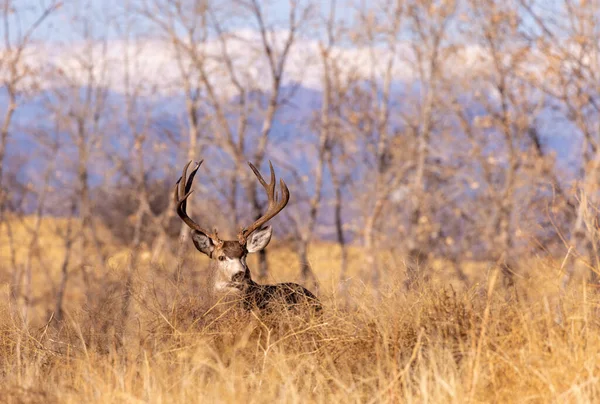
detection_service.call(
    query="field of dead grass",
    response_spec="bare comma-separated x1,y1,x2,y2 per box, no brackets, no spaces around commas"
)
0,217,599,403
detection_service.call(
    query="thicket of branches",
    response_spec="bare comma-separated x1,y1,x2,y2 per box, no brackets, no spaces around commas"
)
2,0,599,320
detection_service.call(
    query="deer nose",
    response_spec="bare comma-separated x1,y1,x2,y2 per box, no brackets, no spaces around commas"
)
231,271,245,283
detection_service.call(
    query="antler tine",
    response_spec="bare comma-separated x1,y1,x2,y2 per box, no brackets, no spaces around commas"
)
248,162,270,193
174,160,220,242
175,160,192,211
239,161,290,244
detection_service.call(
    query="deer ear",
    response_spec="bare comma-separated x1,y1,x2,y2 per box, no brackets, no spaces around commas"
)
246,226,273,253
191,231,215,256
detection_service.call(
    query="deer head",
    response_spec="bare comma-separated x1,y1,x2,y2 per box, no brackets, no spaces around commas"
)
174,160,289,295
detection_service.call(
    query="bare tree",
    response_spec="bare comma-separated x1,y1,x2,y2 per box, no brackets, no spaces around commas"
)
340,0,409,287
401,0,457,289
0,0,60,312
0,1,60,205
455,0,543,287
521,0,600,290
43,3,114,301
316,0,352,289
284,0,349,288
136,0,212,281
115,9,161,323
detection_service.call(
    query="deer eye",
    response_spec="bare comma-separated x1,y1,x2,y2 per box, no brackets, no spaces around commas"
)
218,256,226,261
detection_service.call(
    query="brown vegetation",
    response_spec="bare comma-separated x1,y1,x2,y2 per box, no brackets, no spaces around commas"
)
0,218,599,402
3,0,600,401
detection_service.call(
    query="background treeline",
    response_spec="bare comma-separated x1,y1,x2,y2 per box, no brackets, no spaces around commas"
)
1,0,598,320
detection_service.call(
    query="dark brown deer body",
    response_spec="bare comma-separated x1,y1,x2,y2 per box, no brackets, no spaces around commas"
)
174,160,321,314
230,272,321,313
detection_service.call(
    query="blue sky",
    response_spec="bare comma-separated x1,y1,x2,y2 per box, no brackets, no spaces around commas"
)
3,0,567,47
3,0,358,46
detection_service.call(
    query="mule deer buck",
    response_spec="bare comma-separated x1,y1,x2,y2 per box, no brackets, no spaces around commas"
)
174,160,321,314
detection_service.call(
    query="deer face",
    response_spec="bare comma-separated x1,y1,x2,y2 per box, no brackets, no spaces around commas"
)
191,226,273,293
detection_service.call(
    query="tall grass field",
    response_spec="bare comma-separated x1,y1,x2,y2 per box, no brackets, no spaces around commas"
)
0,218,598,403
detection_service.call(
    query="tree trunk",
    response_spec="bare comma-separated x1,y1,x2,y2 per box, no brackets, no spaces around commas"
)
405,187,433,290
328,159,348,289
364,215,378,286
561,160,600,291
298,238,318,291
55,204,76,322
0,94,16,197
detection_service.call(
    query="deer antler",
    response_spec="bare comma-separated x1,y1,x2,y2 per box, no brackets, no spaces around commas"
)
174,160,221,243
238,161,290,244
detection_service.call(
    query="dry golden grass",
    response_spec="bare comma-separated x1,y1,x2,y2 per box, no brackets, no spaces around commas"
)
1,217,599,403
